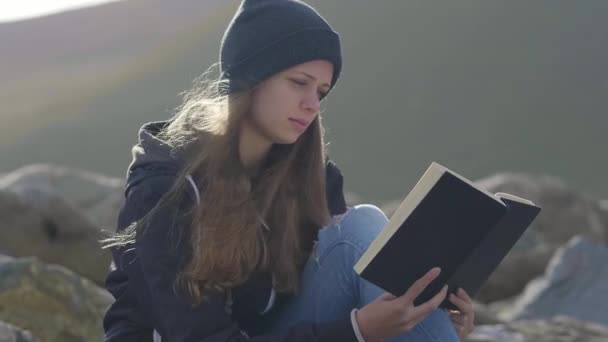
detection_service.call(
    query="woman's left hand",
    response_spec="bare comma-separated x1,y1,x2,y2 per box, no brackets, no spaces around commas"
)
446,288,475,341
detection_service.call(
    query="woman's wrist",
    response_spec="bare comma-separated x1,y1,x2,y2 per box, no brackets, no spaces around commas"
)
350,308,366,342
352,308,378,342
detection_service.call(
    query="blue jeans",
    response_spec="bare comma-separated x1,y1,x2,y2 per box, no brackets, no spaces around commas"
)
266,204,459,342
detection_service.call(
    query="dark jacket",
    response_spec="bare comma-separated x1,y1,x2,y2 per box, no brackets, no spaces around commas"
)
103,121,357,341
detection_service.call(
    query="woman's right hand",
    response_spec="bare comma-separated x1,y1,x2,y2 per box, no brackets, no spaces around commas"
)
355,267,448,342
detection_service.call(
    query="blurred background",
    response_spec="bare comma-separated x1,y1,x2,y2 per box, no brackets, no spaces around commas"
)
2,0,607,203
1,1,607,341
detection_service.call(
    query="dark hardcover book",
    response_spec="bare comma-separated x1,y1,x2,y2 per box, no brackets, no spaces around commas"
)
353,162,541,310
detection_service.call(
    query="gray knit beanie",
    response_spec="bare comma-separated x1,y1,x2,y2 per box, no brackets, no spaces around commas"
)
219,0,342,98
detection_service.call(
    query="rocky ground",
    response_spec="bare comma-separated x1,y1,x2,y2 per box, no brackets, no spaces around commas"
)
1,163,607,341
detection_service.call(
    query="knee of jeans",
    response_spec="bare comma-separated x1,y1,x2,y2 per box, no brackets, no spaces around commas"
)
416,308,460,341
335,204,389,250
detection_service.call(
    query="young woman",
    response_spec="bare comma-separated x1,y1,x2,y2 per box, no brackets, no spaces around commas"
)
102,0,475,341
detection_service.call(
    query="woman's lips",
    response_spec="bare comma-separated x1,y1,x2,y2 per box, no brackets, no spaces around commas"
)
289,118,309,130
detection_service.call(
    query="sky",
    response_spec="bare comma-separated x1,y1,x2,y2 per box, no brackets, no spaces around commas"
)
0,0,123,23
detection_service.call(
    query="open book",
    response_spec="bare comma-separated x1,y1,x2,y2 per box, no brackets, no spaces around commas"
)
353,162,541,309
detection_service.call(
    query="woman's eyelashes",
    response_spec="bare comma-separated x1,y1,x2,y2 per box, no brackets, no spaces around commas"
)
291,78,306,86
290,79,326,99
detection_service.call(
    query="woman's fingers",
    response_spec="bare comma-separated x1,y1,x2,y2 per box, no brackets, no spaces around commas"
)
448,291,473,315
448,312,467,325
378,292,397,301
452,323,467,337
449,311,472,339
457,288,473,302
447,289,476,339
399,267,441,305
410,284,448,321
404,286,449,332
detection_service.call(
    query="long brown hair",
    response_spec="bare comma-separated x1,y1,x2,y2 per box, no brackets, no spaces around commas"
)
103,64,331,304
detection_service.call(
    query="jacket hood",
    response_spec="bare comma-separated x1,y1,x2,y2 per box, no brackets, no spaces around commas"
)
128,120,182,172
125,120,190,192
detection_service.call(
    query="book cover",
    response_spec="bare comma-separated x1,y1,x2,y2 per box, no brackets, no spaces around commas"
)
444,195,541,305
353,162,541,309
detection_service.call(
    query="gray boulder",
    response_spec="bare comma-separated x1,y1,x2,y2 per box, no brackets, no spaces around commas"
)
477,173,607,244
0,163,124,231
0,255,112,342
497,236,608,326
473,301,505,325
0,164,124,284
600,199,608,229
344,191,363,208
474,173,608,302
0,189,111,284
466,316,608,342
0,321,38,342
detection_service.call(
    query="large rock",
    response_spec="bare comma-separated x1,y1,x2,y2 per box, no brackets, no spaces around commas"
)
345,191,363,208
379,198,401,219
473,173,608,302
477,173,607,244
472,301,505,325
497,236,608,326
0,321,38,342
0,189,111,284
0,255,112,342
0,163,124,230
0,164,124,284
600,199,608,228
465,316,608,342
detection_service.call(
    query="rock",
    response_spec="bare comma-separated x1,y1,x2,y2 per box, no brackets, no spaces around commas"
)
473,173,608,302
0,255,112,342
473,301,505,325
379,198,401,219
0,190,111,284
0,321,38,342
497,236,608,326
0,164,124,284
466,324,525,342
344,191,363,207
0,163,124,231
477,173,606,243
476,241,555,305
599,199,608,229
466,316,608,342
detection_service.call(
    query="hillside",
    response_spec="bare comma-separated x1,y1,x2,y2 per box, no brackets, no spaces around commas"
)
1,0,606,202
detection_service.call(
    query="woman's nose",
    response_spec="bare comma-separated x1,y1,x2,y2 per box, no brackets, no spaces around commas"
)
302,93,320,114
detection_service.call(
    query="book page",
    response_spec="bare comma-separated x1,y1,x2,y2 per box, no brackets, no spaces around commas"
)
494,192,535,205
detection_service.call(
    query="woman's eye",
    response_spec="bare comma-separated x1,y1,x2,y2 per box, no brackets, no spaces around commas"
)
291,79,326,99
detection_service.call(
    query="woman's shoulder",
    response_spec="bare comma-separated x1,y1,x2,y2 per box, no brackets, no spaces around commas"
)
124,163,200,211
113,165,200,250
118,169,196,272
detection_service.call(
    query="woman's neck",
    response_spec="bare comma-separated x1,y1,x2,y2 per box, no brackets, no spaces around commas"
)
239,121,273,176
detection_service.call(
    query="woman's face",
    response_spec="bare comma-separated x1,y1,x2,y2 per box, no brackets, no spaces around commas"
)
246,59,334,145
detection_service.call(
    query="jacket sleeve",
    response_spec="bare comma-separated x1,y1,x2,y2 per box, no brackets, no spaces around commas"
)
103,266,154,342
117,174,358,342
325,159,348,216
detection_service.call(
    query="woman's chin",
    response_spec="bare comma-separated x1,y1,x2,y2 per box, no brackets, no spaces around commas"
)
272,133,301,145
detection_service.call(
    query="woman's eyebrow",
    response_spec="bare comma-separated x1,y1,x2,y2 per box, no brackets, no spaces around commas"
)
296,71,330,89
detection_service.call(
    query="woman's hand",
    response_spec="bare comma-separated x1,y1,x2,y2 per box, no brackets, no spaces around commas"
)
447,288,475,341
355,267,448,342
